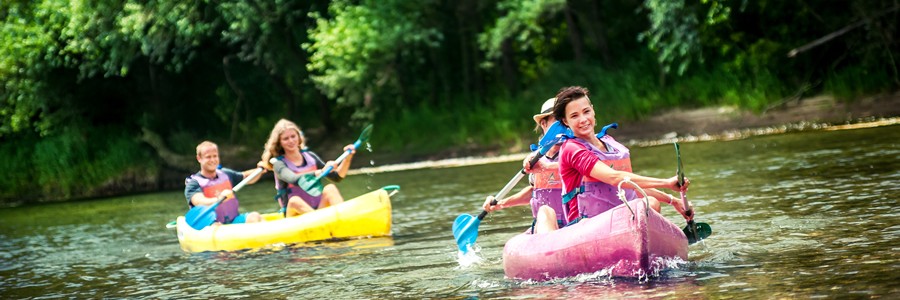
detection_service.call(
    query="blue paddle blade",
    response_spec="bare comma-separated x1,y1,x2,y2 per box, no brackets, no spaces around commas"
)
538,121,567,146
599,122,618,137
184,205,217,230
452,214,481,253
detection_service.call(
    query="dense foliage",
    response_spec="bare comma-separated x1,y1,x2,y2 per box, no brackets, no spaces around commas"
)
1,0,897,202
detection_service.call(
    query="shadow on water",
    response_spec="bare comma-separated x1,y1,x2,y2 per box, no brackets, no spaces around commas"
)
1,124,899,298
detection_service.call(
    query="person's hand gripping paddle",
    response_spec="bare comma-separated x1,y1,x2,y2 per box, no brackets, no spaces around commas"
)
452,122,566,253
184,167,265,230
296,124,373,190
674,142,712,244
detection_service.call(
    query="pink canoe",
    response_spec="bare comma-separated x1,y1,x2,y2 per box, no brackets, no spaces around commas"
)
502,198,688,280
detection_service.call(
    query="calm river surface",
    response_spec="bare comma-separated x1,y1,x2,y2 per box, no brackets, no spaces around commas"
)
2,124,898,299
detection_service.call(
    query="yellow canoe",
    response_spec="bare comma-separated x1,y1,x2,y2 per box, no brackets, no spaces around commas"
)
176,185,397,252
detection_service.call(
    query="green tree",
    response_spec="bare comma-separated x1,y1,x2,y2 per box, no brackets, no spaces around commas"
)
305,0,442,123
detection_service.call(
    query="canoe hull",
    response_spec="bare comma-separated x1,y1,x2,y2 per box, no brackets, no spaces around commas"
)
176,188,392,252
503,199,688,280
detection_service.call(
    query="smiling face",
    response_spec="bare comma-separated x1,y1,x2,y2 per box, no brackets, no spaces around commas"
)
279,128,302,154
196,144,220,174
562,96,596,138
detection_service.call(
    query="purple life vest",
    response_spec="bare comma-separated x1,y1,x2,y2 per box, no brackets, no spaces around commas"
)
274,152,323,210
562,135,635,219
529,155,565,222
191,169,240,224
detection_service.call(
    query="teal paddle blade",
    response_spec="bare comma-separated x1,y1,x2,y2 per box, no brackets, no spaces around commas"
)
297,173,324,194
452,214,481,253
684,222,712,244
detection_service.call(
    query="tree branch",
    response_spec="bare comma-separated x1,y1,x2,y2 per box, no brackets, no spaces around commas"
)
788,5,900,57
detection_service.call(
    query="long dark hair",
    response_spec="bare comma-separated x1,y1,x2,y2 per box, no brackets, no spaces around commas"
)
552,86,590,128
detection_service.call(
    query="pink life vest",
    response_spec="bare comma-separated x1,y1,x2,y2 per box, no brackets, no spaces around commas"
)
191,169,240,224
274,152,323,210
561,135,635,222
529,155,565,223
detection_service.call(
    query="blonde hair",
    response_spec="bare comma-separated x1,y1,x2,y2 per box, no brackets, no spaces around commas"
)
196,141,218,156
261,119,305,169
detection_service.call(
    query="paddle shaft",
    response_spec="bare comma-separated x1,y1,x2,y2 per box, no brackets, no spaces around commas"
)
477,125,616,221
210,167,265,208
675,142,701,243
183,167,265,230
313,125,371,181
680,190,700,242
476,152,544,220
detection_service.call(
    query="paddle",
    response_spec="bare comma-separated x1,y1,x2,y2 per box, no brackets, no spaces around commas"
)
297,124,373,190
184,167,265,230
452,121,622,253
674,142,712,244
452,138,562,253
599,122,618,137
452,122,567,253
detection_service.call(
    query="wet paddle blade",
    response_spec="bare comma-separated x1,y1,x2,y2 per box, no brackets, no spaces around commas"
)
684,222,712,244
357,124,374,145
184,205,216,230
452,214,481,253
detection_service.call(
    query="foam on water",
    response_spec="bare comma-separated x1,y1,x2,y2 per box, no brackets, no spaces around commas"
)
455,244,484,268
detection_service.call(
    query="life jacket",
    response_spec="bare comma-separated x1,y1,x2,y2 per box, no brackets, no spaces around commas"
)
190,169,240,224
529,155,565,223
560,135,635,222
274,151,324,211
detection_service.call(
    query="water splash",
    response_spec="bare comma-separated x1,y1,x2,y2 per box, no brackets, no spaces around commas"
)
455,244,484,268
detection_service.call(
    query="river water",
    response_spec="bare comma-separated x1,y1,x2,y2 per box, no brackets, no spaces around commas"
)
1,124,898,298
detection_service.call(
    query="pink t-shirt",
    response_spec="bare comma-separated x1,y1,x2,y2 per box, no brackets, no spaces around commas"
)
559,139,601,195
558,136,634,223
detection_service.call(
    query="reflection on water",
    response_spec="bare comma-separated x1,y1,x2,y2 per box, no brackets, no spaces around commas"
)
1,124,899,298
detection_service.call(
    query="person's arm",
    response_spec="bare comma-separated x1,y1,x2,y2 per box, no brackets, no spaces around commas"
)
587,161,682,191
482,186,534,212
523,144,561,173
585,159,687,193
333,143,356,178
308,151,346,182
239,167,265,185
185,178,223,207
534,158,559,173
566,144,688,193
184,178,203,207
645,188,687,217
272,159,313,184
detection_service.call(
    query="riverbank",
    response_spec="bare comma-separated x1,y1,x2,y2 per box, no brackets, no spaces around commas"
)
348,92,900,174
10,92,897,206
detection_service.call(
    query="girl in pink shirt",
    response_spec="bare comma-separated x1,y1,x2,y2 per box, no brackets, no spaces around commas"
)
552,86,690,225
